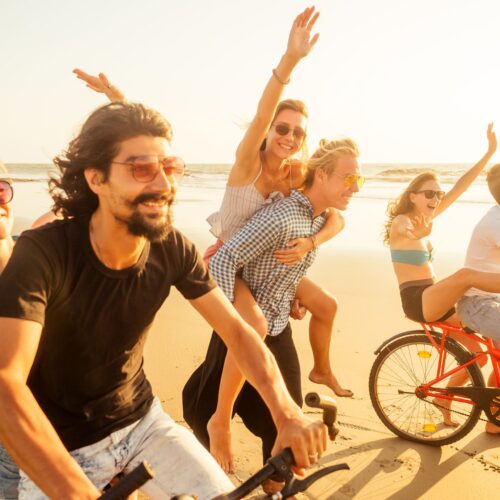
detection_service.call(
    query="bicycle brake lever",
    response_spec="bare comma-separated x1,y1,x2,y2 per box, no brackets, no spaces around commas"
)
276,463,350,499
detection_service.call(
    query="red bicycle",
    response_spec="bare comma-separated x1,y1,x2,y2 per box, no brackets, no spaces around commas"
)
369,321,500,445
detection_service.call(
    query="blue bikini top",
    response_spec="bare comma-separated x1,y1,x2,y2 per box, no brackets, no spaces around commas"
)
390,248,434,266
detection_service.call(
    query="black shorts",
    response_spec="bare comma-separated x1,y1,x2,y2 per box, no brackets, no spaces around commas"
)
399,279,455,323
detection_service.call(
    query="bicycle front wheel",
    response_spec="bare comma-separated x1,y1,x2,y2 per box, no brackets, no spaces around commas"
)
369,333,485,446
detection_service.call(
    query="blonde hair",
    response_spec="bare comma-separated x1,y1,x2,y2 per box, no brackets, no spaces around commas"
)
487,164,500,204
382,171,439,245
303,137,360,189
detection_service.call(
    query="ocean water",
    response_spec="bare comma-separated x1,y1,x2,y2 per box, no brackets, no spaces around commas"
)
4,162,495,241
4,161,494,197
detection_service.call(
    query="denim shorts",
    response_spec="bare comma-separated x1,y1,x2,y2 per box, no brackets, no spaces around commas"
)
457,295,500,347
0,442,19,500
17,397,233,499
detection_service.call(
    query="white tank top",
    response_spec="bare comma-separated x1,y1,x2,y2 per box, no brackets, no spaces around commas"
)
207,165,285,242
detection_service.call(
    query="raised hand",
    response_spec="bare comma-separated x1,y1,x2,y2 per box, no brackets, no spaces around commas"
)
73,68,126,103
486,122,497,156
285,6,320,61
407,214,433,240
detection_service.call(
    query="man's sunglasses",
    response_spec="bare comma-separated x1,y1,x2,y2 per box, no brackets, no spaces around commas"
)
332,172,365,189
0,180,13,204
414,189,445,200
113,155,185,183
273,123,306,141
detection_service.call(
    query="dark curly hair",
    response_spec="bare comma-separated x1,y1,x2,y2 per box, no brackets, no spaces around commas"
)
50,102,173,218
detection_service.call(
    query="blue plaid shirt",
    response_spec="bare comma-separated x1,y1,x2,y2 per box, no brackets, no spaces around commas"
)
210,190,326,336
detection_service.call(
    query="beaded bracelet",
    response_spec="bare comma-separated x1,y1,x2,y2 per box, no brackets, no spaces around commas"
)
272,68,290,85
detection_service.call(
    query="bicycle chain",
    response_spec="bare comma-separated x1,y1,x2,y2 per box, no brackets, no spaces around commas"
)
422,396,497,424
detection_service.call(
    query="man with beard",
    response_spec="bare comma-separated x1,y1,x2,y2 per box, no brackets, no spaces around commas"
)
0,102,326,500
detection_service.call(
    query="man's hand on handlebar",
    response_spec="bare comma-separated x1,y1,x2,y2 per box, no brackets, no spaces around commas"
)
271,411,327,473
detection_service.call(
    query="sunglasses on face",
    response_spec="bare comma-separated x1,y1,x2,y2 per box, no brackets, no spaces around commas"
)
0,180,13,204
113,155,185,183
332,172,365,189
273,123,306,141
414,189,445,200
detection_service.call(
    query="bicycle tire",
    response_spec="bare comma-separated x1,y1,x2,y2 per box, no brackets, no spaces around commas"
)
369,332,485,446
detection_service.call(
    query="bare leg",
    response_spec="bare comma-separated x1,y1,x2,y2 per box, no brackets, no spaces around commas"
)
422,268,500,322
486,363,500,434
295,277,352,397
207,277,267,473
432,330,486,426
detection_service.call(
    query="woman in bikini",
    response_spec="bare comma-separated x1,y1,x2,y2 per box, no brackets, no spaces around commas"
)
385,122,499,425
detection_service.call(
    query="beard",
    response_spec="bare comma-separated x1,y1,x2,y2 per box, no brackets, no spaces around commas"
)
116,193,175,242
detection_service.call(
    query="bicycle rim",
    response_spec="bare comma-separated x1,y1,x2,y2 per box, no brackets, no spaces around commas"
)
369,333,484,445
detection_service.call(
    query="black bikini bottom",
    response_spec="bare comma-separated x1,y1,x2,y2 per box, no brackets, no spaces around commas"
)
399,279,455,323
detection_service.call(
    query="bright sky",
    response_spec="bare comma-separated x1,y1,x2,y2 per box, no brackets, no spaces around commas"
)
1,0,500,164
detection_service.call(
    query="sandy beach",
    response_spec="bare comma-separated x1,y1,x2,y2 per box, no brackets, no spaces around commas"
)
137,195,500,499
10,181,500,498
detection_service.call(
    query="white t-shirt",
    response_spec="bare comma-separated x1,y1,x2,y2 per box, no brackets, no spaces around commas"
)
464,205,500,297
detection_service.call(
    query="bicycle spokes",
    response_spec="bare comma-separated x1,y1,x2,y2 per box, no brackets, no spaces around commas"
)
369,333,484,445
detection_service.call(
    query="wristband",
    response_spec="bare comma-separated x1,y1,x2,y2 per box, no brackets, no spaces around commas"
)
272,68,290,85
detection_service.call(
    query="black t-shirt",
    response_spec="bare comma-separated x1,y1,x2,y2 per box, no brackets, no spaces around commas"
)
0,217,216,450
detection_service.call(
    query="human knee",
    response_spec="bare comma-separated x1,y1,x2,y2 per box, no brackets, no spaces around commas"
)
454,267,475,287
312,292,338,320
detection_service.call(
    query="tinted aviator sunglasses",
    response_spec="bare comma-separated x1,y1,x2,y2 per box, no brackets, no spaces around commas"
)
113,155,185,183
332,172,365,188
414,189,445,200
273,123,306,141
0,180,13,204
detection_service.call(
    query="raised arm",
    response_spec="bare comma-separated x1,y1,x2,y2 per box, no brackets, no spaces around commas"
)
229,7,320,185
73,68,127,103
0,318,99,499
435,123,496,216
274,208,344,265
189,288,326,469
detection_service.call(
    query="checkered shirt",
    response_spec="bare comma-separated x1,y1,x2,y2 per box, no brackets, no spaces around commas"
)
210,190,326,336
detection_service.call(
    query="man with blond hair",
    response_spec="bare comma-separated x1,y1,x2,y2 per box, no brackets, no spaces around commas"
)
457,163,500,434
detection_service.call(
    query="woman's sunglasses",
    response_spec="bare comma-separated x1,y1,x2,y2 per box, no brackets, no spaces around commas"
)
414,189,445,200
274,123,306,141
0,180,13,204
113,155,185,183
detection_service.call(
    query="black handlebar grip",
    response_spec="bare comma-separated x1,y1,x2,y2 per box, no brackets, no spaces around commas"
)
98,461,155,500
305,392,339,440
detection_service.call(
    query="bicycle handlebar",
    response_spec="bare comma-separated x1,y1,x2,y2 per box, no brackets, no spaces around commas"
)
101,392,344,499
98,461,154,500
305,392,339,440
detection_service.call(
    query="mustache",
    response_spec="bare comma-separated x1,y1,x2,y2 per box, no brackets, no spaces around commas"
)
130,193,175,206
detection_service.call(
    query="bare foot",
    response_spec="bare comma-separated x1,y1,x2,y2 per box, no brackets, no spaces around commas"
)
207,416,234,473
485,422,500,434
309,369,353,397
432,397,460,427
